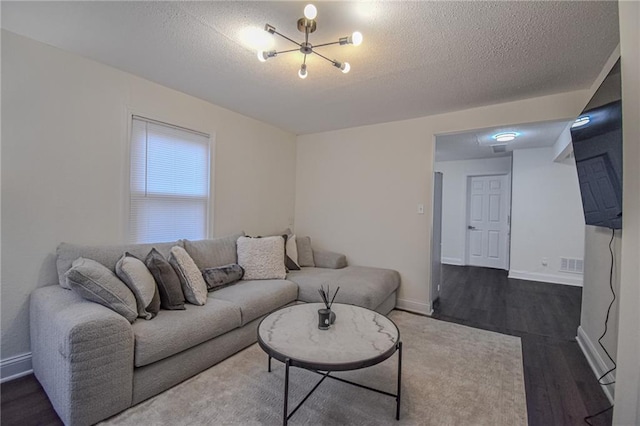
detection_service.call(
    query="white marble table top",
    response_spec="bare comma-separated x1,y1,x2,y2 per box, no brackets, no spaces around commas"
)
258,303,399,369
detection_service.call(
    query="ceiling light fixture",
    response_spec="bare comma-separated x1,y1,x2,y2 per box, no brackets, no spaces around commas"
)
492,132,518,143
257,3,362,79
571,116,590,128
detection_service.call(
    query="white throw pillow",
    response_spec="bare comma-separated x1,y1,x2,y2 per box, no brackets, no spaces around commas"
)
237,236,287,280
169,246,208,306
286,234,299,267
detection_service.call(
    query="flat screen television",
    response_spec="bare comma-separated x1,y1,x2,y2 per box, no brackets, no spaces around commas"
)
571,59,623,229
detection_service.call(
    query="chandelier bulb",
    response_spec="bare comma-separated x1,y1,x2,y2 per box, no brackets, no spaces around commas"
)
298,64,308,79
351,31,363,46
304,4,317,20
257,50,267,62
341,62,351,74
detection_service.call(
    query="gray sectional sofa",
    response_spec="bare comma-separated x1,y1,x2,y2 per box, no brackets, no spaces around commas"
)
30,233,400,425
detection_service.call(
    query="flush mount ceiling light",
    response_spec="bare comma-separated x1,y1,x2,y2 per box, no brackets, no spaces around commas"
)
257,3,363,79
492,132,519,143
571,115,591,128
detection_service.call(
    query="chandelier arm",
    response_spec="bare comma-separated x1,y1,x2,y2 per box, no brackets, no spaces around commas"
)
272,30,302,48
311,50,336,64
311,41,341,49
303,54,307,65
274,48,300,55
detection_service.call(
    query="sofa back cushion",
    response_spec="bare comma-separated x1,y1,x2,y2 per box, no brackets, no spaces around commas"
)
56,240,182,289
183,232,244,270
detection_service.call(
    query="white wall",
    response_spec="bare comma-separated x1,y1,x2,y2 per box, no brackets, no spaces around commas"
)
579,226,621,401
434,156,512,266
552,124,573,162
0,31,297,366
295,89,590,315
509,147,585,286
612,1,640,422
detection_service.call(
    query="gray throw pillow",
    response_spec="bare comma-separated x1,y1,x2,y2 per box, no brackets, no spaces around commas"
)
169,246,208,305
116,252,160,320
202,263,244,291
65,257,138,323
145,248,185,310
281,234,300,271
296,236,315,267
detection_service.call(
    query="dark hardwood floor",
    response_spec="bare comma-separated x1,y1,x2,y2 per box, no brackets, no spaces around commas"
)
1,264,613,425
432,264,613,426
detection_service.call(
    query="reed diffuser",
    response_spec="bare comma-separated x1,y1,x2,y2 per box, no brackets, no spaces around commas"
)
317,285,339,330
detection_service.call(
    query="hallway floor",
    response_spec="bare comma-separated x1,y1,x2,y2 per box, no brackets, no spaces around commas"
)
432,264,613,426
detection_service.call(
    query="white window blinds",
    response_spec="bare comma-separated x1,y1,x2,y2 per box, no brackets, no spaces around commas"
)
129,116,210,243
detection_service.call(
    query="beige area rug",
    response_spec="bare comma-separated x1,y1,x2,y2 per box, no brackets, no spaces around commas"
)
102,311,527,425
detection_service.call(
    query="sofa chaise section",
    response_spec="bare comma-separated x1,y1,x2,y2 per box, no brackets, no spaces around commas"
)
287,265,400,315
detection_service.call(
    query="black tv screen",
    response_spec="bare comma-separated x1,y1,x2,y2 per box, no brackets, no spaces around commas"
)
571,60,622,229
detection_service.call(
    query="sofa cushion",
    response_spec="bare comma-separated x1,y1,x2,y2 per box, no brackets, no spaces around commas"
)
57,240,182,289
169,246,208,306
131,298,241,367
210,279,298,325
145,248,186,310
65,258,138,323
287,266,400,311
237,236,287,280
116,252,160,320
296,236,315,267
183,233,244,270
202,263,244,291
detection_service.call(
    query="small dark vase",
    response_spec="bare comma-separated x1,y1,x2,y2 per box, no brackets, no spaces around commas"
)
318,308,331,330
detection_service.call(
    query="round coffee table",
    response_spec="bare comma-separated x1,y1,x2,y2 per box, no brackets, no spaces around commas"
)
257,303,402,425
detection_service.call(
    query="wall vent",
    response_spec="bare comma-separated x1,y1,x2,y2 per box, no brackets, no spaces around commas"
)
560,257,584,274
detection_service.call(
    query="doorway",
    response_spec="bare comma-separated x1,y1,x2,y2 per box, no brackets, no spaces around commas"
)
465,174,511,270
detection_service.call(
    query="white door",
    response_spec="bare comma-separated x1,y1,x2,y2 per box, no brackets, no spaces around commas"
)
466,174,510,270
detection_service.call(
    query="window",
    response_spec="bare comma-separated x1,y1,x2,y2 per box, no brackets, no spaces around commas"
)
129,116,210,243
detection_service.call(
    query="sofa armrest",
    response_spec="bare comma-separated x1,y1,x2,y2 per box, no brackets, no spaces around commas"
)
30,285,134,426
312,249,348,269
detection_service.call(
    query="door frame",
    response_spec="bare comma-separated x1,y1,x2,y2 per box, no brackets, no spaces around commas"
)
463,173,512,270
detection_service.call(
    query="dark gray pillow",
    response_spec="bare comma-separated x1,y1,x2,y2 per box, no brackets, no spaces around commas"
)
145,248,186,310
116,252,160,320
296,236,315,267
202,263,244,291
281,234,300,271
65,257,138,323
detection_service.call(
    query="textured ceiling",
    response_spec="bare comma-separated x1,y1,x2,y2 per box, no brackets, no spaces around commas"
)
435,119,571,162
1,1,619,134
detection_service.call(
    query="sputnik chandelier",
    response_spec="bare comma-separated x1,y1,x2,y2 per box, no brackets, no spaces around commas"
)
257,4,363,79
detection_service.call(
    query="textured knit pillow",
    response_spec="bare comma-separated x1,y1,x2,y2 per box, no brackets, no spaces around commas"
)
296,236,315,267
145,248,185,310
237,236,287,280
65,257,138,323
116,252,161,320
202,263,244,291
169,246,208,305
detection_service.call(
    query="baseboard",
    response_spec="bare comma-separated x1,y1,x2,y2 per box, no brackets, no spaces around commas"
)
441,257,464,266
1,352,33,383
508,270,583,287
396,298,432,316
576,326,615,404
